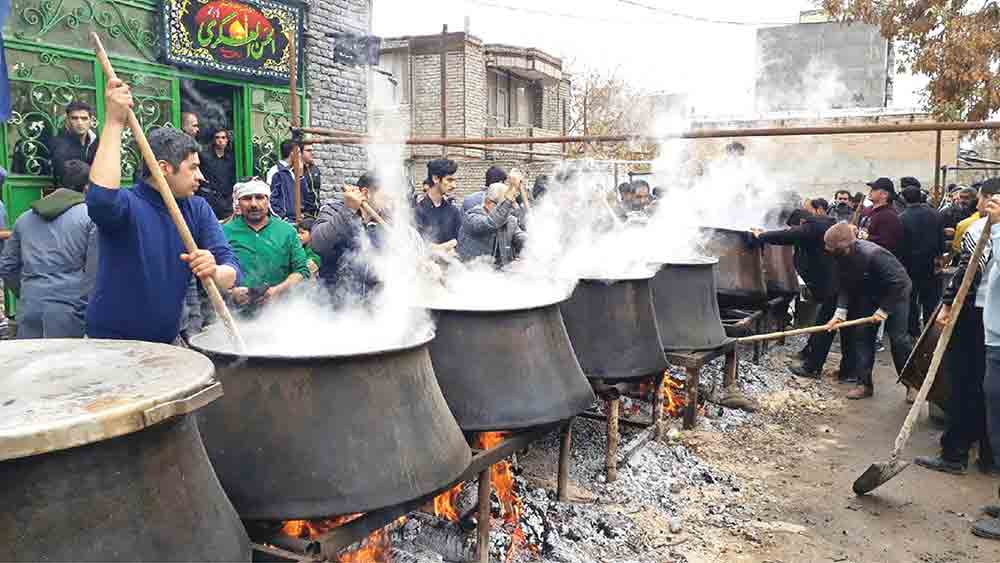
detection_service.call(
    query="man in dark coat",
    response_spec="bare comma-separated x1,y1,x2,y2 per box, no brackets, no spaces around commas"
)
199,128,236,220
859,177,904,256
754,198,838,378
415,159,462,245
48,101,98,187
270,140,319,221
915,180,1000,476
898,181,945,337
824,223,913,399
832,189,855,222
457,182,526,267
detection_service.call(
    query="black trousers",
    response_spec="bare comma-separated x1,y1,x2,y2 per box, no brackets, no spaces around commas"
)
940,307,990,463
803,293,850,374
908,270,942,337
846,296,913,388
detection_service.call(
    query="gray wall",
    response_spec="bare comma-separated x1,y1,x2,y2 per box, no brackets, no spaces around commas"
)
755,22,889,113
305,0,370,198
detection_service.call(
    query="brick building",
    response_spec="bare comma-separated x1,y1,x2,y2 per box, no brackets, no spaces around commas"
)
376,32,571,200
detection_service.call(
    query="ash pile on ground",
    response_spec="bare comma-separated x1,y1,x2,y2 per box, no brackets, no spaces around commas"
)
388,336,841,563
511,335,841,563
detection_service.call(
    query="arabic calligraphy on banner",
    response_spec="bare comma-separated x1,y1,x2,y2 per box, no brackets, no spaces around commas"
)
161,0,304,83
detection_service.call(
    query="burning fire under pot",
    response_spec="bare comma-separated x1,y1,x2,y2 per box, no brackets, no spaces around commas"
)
188,326,472,520
0,340,250,561
560,273,668,382
647,258,730,352
423,290,595,431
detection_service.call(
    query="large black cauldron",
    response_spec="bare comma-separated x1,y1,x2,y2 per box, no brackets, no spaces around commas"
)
699,226,767,307
190,327,471,520
560,274,668,381
648,258,730,351
0,339,249,562
425,291,595,431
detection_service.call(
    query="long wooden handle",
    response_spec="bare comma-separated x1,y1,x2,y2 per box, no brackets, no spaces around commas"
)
736,315,880,343
92,33,246,353
890,217,993,459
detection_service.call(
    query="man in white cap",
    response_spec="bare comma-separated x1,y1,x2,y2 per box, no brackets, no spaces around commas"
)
223,179,309,311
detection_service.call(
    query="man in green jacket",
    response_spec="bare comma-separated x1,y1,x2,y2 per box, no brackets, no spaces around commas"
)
223,179,309,313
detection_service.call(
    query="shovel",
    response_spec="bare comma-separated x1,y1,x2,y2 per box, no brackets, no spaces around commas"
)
92,33,246,353
853,216,993,495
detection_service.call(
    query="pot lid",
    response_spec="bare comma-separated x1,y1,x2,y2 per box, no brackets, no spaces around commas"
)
0,339,218,462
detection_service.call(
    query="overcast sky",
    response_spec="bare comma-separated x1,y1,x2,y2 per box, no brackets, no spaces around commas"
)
372,0,928,116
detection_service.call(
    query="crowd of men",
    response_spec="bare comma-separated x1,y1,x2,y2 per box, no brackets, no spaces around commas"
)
1,83,666,344
753,175,1000,539
3,80,1000,537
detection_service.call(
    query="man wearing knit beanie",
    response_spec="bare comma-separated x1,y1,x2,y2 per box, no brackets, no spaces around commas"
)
824,222,914,399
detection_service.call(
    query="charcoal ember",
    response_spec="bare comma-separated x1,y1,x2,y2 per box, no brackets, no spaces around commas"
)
389,547,445,563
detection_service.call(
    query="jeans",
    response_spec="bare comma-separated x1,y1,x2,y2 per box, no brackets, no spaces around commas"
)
908,270,942,337
983,345,1000,469
940,307,989,463
847,297,913,388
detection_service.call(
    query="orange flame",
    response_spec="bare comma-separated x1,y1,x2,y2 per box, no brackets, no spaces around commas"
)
432,482,465,522
280,514,402,562
474,432,531,561
662,371,687,417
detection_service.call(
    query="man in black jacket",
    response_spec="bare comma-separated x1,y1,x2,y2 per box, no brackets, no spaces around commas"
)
199,128,236,220
48,101,98,187
754,198,839,378
824,223,913,399
898,182,945,337
270,140,319,221
415,159,462,245
914,179,1000,475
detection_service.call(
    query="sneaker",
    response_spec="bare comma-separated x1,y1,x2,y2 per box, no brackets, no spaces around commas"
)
914,455,967,475
972,517,1000,540
982,505,1000,518
905,387,918,404
876,343,886,353
846,385,874,400
788,364,820,379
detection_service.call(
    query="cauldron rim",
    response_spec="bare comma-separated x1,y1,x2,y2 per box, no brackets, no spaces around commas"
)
418,286,576,312
577,271,655,283
647,256,719,268
188,325,437,361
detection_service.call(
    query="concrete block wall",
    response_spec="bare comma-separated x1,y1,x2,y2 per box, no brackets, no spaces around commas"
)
683,113,959,200
305,0,370,199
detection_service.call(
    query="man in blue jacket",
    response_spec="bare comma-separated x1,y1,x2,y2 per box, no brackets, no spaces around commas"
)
270,140,319,221
85,77,241,344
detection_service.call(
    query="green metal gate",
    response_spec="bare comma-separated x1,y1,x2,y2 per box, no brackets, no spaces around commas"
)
1,0,307,317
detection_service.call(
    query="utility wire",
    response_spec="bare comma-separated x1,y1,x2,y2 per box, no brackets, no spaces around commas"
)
617,0,797,26
463,0,797,27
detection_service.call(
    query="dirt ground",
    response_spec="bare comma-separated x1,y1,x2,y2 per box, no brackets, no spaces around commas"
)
681,348,1000,563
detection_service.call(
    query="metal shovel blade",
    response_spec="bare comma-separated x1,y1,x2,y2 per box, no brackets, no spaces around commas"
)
852,460,910,495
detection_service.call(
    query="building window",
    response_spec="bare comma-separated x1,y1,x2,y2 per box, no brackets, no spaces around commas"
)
376,52,409,105
513,82,535,126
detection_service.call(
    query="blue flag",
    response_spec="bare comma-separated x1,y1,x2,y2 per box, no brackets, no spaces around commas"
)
0,0,9,122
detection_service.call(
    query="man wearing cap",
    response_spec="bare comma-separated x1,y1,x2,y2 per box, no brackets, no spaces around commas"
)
898,178,945,337
223,180,309,312
914,178,1000,478
859,177,904,256
824,222,913,399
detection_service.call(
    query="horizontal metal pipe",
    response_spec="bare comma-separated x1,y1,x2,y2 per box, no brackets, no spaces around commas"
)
298,120,1000,147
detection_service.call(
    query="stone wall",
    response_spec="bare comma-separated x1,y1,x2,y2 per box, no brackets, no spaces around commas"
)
683,113,959,200
305,0,370,198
